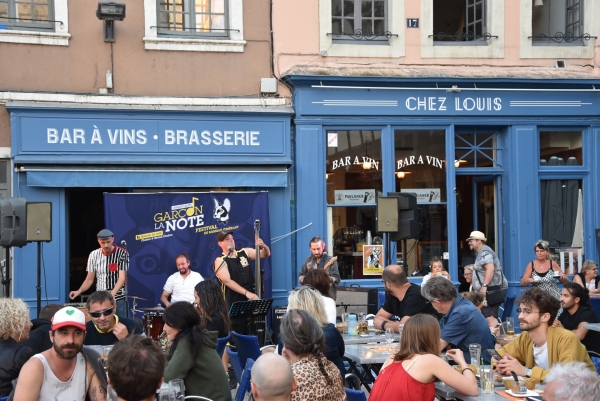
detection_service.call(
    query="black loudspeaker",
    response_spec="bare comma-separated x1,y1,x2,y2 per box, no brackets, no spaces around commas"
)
390,193,419,241
27,202,52,242
0,197,27,247
377,197,399,233
272,306,287,342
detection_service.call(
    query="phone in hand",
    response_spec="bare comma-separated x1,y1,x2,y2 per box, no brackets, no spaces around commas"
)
487,349,503,360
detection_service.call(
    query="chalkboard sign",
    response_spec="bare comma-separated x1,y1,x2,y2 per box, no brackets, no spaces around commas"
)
418,241,447,270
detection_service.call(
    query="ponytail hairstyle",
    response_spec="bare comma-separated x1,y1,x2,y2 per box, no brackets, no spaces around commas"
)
280,309,332,385
163,302,204,360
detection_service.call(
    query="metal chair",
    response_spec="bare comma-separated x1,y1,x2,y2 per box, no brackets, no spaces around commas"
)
184,397,213,401
235,358,255,401
588,350,600,374
344,373,362,390
226,347,244,387
230,331,261,371
344,387,367,401
500,296,516,322
215,333,231,358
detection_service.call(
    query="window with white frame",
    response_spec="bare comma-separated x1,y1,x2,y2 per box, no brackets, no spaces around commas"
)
0,0,54,31
531,0,592,45
432,0,492,44
157,0,228,37
331,0,393,42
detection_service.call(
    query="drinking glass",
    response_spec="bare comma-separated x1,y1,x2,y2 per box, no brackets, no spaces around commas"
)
385,327,394,345
397,323,404,345
342,313,349,334
158,388,176,401
481,368,495,394
468,343,481,372
168,379,185,400
506,317,515,337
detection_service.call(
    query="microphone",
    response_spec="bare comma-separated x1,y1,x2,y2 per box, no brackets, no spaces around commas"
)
120,240,127,249
227,246,233,257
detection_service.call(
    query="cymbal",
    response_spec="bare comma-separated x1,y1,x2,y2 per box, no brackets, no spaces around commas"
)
139,306,164,311
128,295,147,300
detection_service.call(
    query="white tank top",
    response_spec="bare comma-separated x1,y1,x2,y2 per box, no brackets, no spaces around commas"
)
33,353,88,401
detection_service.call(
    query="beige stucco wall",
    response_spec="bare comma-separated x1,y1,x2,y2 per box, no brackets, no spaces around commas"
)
0,0,273,97
273,0,600,85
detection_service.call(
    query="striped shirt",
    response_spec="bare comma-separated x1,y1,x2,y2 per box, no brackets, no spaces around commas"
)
87,245,129,301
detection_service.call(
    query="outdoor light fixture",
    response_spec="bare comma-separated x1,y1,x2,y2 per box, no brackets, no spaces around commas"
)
96,0,126,43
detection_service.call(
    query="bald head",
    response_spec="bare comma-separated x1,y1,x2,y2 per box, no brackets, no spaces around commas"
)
251,353,294,401
382,264,408,286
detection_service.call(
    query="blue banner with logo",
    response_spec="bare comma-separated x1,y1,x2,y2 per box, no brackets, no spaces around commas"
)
103,192,271,310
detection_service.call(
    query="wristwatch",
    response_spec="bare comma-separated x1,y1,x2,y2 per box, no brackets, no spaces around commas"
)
524,368,532,378
482,284,489,288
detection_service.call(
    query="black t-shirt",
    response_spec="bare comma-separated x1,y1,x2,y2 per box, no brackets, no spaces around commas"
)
205,315,228,339
382,283,442,320
83,316,143,346
558,305,600,354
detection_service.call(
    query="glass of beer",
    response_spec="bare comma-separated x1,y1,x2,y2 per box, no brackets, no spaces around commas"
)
506,317,515,337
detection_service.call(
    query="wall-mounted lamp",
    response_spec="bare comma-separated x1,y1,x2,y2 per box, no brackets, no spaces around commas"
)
534,0,543,7
454,159,467,168
96,1,126,43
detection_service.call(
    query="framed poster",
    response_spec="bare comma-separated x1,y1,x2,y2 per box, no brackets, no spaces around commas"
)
363,245,384,275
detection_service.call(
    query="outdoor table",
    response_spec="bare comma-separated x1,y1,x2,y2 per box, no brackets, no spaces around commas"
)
435,375,545,401
584,322,600,332
342,332,400,345
343,343,396,392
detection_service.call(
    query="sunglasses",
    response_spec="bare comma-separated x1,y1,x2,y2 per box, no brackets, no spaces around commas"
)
89,307,114,318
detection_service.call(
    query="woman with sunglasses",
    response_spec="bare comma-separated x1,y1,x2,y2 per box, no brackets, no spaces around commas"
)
162,302,231,401
520,240,568,314
573,260,600,294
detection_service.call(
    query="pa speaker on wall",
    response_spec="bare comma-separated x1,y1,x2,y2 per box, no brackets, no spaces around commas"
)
26,202,52,242
377,196,399,233
0,197,27,247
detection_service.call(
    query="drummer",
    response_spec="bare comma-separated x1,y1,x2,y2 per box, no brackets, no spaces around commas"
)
83,291,143,346
160,253,204,307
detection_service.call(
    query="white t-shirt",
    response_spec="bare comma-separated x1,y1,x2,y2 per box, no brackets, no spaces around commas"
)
34,353,87,401
323,296,337,324
533,342,549,370
163,271,204,304
421,272,450,287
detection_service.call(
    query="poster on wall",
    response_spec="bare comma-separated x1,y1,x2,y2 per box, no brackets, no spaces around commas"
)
363,245,384,275
104,192,271,309
334,189,376,205
400,188,441,204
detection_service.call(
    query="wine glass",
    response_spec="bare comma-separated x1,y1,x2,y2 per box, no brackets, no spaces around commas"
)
385,327,394,347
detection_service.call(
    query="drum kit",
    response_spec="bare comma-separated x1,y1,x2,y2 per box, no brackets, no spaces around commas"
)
129,295,166,343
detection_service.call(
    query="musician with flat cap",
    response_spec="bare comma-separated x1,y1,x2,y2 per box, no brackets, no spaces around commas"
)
214,230,270,334
70,228,130,318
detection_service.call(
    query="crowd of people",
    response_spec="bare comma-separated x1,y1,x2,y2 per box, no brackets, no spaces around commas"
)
1,229,600,401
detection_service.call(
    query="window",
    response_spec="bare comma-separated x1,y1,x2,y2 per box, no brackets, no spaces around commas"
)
539,131,582,166
157,0,227,37
0,0,53,31
455,129,503,168
331,0,390,42
531,0,589,44
432,0,489,44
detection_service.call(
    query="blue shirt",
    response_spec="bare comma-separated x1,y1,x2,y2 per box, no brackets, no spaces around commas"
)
439,295,495,364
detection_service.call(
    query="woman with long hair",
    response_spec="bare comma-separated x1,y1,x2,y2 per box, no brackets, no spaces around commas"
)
162,302,230,401
421,257,451,287
280,309,346,401
194,280,231,338
0,298,33,397
300,269,336,324
369,314,478,401
277,286,345,379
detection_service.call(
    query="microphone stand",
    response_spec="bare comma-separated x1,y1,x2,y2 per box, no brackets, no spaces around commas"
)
120,240,129,317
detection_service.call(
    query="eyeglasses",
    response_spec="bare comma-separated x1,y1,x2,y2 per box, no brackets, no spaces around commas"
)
516,308,543,316
463,273,472,276
380,279,389,284
89,307,114,318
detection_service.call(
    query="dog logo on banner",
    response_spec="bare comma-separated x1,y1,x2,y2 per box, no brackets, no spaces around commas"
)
213,198,231,225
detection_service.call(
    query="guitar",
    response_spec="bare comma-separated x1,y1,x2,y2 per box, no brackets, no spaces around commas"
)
323,256,338,272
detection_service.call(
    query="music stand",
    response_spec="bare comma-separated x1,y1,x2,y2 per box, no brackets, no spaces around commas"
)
229,299,273,346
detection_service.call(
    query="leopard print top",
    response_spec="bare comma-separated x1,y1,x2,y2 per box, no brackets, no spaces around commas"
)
291,355,347,401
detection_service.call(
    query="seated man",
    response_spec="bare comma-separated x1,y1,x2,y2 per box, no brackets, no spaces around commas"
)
495,287,595,382
107,335,165,401
374,264,441,332
544,361,600,401
84,291,143,346
21,303,63,354
553,282,600,354
422,276,495,363
251,353,296,401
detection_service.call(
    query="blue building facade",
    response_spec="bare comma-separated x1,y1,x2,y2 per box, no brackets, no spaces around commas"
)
286,75,600,305
8,104,294,315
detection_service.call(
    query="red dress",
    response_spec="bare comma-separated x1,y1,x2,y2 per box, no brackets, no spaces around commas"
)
369,360,436,401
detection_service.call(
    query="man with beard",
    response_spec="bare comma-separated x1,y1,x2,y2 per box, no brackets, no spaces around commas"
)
84,291,143,346
553,282,600,354
374,264,441,332
161,253,204,307
299,236,340,300
14,306,107,400
494,287,594,383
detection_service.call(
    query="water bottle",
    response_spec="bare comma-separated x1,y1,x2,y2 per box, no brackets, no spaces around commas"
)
348,314,358,335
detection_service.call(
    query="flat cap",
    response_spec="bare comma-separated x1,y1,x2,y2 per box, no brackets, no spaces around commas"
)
97,228,114,239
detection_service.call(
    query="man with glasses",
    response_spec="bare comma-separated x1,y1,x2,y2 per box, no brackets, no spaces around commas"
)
160,253,204,307
467,230,508,326
83,291,143,346
374,264,441,332
299,236,340,300
494,287,594,382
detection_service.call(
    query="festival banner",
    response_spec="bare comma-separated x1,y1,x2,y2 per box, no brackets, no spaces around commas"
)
104,192,271,309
